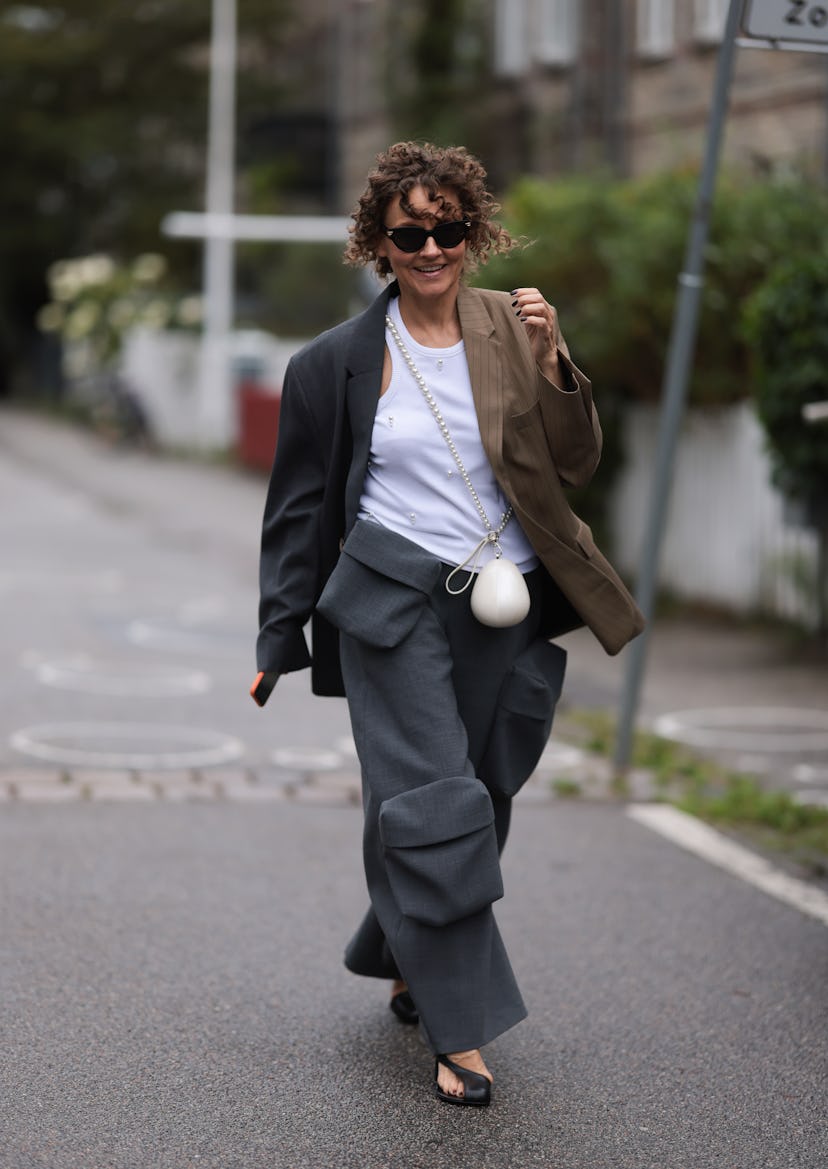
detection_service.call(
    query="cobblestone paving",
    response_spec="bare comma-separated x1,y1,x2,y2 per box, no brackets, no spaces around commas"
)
0,743,660,805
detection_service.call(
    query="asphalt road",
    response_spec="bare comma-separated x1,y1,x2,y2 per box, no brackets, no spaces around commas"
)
2,800,826,1169
1,409,826,1168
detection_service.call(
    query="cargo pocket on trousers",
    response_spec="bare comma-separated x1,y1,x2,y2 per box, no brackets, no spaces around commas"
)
316,552,427,648
378,776,504,927
480,639,567,799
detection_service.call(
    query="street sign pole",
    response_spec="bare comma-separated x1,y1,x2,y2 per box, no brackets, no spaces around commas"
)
613,0,743,772
614,0,828,771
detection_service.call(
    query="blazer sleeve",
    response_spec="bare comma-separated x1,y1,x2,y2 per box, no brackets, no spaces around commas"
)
537,341,603,490
256,358,325,677
479,287,602,490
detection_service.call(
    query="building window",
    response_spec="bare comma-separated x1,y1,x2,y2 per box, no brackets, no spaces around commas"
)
694,0,728,43
535,0,579,66
494,0,530,78
636,0,675,58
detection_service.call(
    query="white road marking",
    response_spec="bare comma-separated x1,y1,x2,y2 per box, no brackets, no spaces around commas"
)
627,803,828,928
652,706,828,753
126,617,245,656
271,747,343,771
538,742,586,770
32,657,211,697
9,722,244,770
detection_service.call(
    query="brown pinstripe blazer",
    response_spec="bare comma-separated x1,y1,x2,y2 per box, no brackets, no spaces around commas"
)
257,281,644,696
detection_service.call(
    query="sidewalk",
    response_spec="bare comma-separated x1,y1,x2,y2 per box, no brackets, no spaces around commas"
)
554,614,828,804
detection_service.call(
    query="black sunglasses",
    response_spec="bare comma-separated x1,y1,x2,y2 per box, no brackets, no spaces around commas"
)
383,219,472,253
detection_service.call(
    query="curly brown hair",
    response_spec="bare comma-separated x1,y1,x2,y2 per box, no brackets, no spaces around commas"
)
343,141,516,277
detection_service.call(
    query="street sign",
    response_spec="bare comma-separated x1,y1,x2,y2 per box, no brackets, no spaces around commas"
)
742,0,828,43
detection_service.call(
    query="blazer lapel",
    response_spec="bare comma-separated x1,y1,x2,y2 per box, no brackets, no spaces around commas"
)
457,284,506,483
345,284,392,475
341,283,395,527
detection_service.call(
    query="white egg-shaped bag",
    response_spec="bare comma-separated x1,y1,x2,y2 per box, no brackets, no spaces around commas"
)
470,557,531,628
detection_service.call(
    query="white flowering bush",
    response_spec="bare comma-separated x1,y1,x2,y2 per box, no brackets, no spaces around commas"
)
37,252,203,381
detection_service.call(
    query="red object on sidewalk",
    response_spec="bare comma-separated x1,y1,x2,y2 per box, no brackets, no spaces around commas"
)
237,381,280,472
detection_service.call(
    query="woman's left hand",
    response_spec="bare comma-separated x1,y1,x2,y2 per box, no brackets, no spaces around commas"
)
511,288,563,382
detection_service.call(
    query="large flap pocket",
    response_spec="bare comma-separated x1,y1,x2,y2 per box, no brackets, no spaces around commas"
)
480,639,567,799
343,520,442,594
379,776,503,927
316,521,441,649
379,775,494,847
316,553,425,648
499,639,566,716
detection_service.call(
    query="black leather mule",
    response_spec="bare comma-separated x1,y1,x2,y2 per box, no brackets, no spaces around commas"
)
434,1055,492,1107
389,989,419,1025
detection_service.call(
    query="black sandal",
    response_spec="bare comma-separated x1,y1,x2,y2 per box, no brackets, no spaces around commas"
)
389,989,419,1025
434,1055,492,1107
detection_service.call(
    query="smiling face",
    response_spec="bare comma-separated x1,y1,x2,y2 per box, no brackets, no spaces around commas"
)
375,184,467,306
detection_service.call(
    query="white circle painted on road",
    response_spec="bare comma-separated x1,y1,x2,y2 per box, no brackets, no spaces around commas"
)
10,722,244,770
652,707,828,753
33,657,211,697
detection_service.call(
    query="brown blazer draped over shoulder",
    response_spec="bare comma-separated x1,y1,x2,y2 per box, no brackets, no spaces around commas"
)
256,281,644,697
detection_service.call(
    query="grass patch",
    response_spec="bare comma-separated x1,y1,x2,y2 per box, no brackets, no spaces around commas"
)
552,778,582,799
560,708,828,877
679,774,828,879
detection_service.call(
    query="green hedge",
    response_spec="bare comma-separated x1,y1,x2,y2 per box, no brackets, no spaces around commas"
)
743,252,828,518
479,168,828,407
474,169,828,542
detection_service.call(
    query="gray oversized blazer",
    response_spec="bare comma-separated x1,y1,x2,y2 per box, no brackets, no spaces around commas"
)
256,281,644,696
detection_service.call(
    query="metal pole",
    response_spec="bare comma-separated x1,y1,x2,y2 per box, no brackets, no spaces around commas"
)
199,0,237,448
613,0,743,772
604,0,627,176
824,56,828,182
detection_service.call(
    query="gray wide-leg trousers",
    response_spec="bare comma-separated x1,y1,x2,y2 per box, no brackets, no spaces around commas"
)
317,520,566,1055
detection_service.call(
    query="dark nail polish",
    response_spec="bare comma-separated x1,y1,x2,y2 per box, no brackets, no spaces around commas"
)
510,289,518,295
511,298,518,307
519,315,527,322
514,309,522,317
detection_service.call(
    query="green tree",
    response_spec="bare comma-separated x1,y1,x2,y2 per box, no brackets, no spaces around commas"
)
476,168,828,555
386,0,494,159
0,0,289,395
484,168,828,408
744,253,828,633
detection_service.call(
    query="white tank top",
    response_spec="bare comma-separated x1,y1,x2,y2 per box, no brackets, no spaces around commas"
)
358,297,538,572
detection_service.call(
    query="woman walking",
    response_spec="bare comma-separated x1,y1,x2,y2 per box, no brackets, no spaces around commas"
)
252,141,643,1106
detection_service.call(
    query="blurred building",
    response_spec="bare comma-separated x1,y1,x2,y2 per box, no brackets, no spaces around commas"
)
484,0,828,180
267,1,828,209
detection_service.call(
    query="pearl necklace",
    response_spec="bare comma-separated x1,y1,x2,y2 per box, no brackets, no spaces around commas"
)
384,313,513,550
